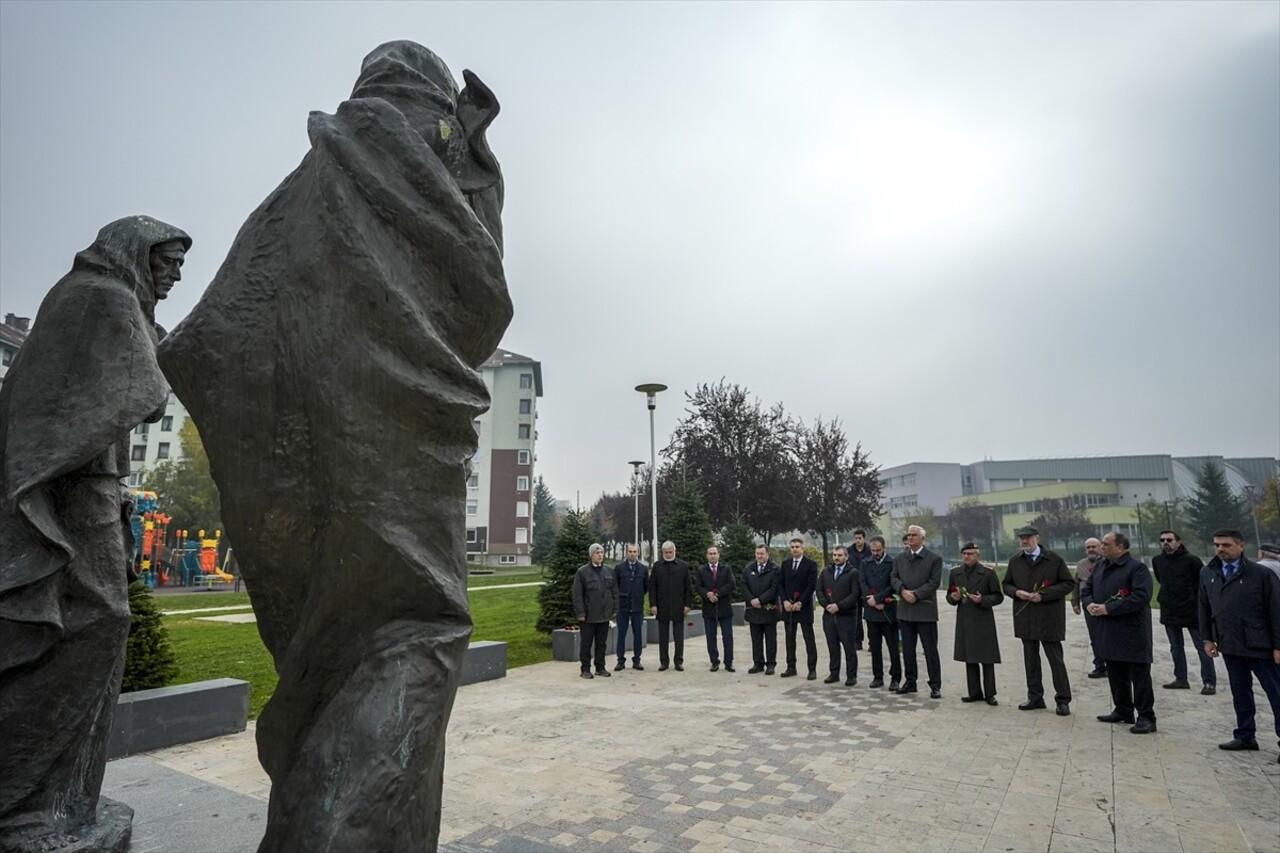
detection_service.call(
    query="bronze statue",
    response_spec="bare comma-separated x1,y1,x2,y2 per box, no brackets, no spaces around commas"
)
0,216,189,853
159,41,511,851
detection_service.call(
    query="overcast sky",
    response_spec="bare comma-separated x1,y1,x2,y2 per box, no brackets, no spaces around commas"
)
2,1,1277,509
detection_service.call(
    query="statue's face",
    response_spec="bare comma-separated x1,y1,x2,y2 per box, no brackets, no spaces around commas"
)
149,241,186,300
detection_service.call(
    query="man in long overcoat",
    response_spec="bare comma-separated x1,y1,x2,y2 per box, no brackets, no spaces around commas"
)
890,525,944,697
859,536,901,690
1082,531,1156,734
649,541,692,671
1004,525,1075,715
779,538,819,679
742,544,780,674
817,546,862,685
1152,530,1214,693
694,546,736,672
948,544,1003,705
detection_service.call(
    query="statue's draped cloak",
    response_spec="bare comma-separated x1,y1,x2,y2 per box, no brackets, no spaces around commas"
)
0,216,187,842
158,47,512,851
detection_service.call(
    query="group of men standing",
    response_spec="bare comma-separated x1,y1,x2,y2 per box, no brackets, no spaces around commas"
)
571,524,1280,761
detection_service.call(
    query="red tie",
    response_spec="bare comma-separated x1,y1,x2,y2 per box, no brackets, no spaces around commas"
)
711,565,718,580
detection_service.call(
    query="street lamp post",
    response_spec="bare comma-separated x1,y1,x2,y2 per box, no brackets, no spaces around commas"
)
628,460,645,556
635,383,667,563
1133,494,1146,557
1244,485,1263,546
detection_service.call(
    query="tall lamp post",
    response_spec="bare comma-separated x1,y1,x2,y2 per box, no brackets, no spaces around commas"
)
635,383,667,563
628,459,645,556
1243,485,1263,546
1133,494,1146,557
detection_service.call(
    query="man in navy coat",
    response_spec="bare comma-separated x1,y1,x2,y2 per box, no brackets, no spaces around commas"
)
779,538,819,679
1083,532,1156,734
1198,528,1280,761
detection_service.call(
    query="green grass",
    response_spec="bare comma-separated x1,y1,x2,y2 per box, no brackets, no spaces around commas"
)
466,568,543,588
159,578,550,719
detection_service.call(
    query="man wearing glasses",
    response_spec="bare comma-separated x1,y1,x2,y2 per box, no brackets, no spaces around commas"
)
1152,530,1215,694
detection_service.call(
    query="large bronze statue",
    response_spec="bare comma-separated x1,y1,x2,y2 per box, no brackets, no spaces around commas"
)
159,41,512,851
0,216,190,853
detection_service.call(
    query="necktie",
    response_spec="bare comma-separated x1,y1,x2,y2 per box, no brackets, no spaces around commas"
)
835,566,842,580
711,565,718,580
1223,563,1238,581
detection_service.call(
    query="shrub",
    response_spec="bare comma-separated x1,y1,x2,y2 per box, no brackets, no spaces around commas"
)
122,581,179,692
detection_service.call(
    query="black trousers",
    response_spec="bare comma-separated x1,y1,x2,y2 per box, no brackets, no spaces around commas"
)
783,615,818,672
822,612,859,679
865,620,902,681
1106,659,1155,721
851,599,865,645
579,621,609,672
1022,639,1072,703
1083,612,1106,671
899,620,941,689
656,618,684,666
749,622,778,667
966,663,997,698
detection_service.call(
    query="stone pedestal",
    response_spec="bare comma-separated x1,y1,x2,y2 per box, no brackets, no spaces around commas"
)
552,625,616,661
732,601,746,626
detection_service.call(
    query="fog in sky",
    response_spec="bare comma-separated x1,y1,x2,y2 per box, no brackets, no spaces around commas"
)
2,1,1277,508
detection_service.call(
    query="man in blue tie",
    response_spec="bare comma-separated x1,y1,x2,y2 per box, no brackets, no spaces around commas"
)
1199,528,1280,761
817,546,861,685
614,544,648,671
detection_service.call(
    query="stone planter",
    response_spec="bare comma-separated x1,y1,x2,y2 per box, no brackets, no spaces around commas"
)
644,615,706,643
732,601,746,626
552,624,616,661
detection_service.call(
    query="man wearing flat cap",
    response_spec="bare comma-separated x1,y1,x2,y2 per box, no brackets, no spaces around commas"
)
1003,525,1075,716
1257,544,1280,578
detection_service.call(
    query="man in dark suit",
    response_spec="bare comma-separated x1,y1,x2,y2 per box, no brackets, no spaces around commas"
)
742,544,780,674
1198,528,1280,761
817,546,861,685
779,537,819,679
1004,525,1075,716
1083,531,1156,734
846,530,872,649
695,546,736,672
859,536,901,690
614,543,648,671
890,525,943,697
649,541,693,671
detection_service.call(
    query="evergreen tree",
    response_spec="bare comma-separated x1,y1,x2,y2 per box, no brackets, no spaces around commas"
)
530,476,558,565
1186,459,1250,547
535,509,597,633
660,478,714,607
121,582,179,692
719,513,757,600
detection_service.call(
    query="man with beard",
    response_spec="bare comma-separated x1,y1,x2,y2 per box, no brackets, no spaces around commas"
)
846,530,871,649
649,541,692,671
1004,525,1074,716
1072,538,1108,679
859,536,901,690
779,538,819,680
1084,532,1156,734
743,544,780,674
1152,530,1214,694
817,546,861,685
948,543,1004,705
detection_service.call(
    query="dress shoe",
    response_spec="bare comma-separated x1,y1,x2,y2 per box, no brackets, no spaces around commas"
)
595,669,611,677
929,689,941,699
765,667,775,675
1201,685,1216,695
961,695,984,703
748,665,764,674
1218,738,1259,751
824,674,841,684
845,678,857,687
868,678,884,689
780,668,798,678
1056,703,1070,716
659,663,670,672
1130,718,1156,734
986,697,999,706
710,663,720,672
1162,680,1190,690
580,670,593,679
1097,711,1135,724
888,679,901,691
614,661,626,671
807,670,817,681
894,684,917,694
674,664,684,671
724,664,735,673
1087,668,1108,679
632,662,645,671
1018,699,1047,711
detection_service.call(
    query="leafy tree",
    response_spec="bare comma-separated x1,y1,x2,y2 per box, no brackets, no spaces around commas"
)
535,509,597,633
795,417,881,564
588,491,635,556
942,499,996,553
121,582,179,692
530,476,558,565
900,507,942,543
143,419,222,537
719,513,757,597
1030,499,1096,553
1252,476,1280,541
1186,460,1250,547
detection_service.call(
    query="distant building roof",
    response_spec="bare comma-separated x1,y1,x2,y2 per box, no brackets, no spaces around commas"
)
482,347,542,396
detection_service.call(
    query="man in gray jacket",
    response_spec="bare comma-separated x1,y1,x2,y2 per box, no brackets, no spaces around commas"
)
890,525,944,698
573,543,619,679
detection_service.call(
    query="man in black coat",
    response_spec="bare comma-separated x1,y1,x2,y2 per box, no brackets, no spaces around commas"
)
1198,528,1280,759
1152,530,1215,693
846,530,872,649
859,536,901,690
779,538,819,680
890,525,944,697
614,543,648,671
573,544,619,679
1083,532,1156,734
1003,525,1075,716
742,544,780,674
817,546,861,685
649,541,693,671
694,546,736,672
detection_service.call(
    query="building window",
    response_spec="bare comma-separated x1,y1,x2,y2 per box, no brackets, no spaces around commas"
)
466,528,478,543
157,442,170,460
519,373,532,389
466,500,478,516
519,398,532,414
518,450,530,465
161,415,174,431
515,527,528,544
516,475,529,491
516,501,529,518
499,554,517,565
131,445,146,461
518,424,531,440
127,472,142,486
468,474,479,489
135,423,149,436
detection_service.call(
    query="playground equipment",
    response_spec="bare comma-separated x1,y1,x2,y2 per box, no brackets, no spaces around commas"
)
130,489,234,587
130,490,172,587
175,528,235,587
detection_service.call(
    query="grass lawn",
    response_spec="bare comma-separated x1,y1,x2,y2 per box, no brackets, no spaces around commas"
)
157,574,550,719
